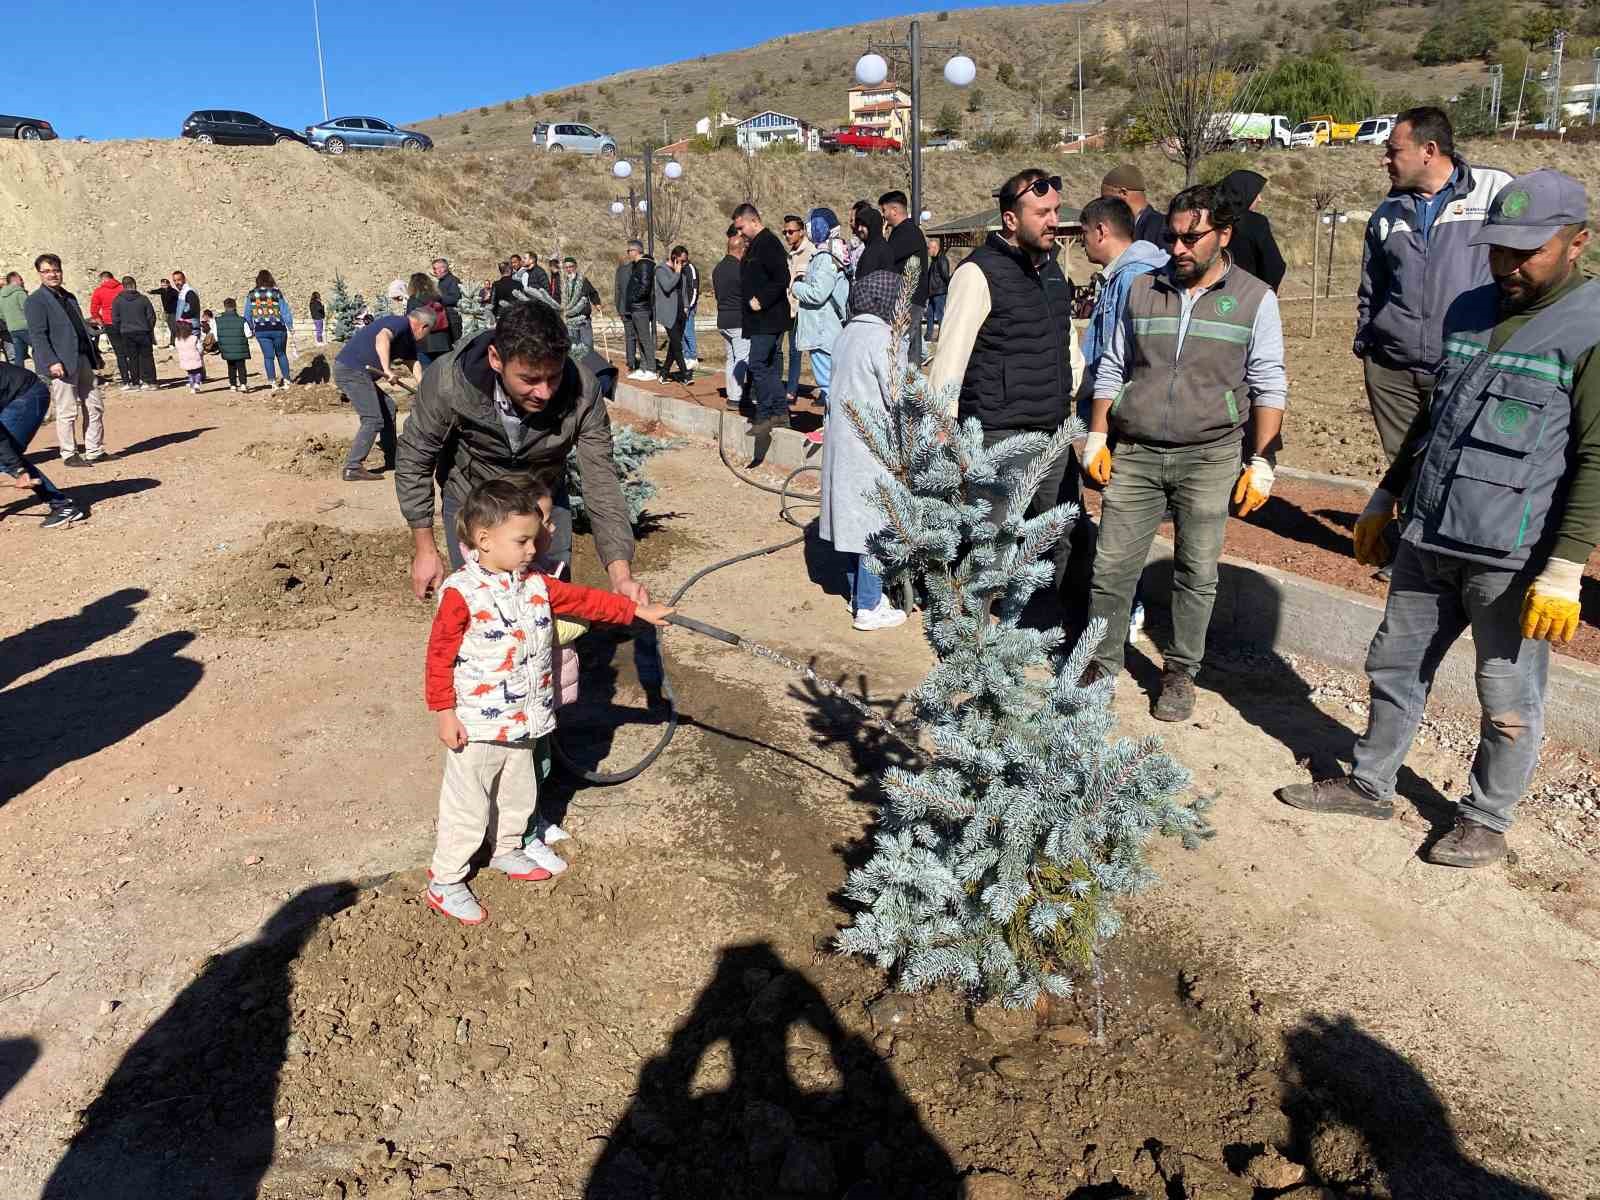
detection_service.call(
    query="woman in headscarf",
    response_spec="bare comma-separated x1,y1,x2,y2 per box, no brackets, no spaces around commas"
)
818,267,910,632
851,206,894,279
1215,169,1286,291
793,207,851,417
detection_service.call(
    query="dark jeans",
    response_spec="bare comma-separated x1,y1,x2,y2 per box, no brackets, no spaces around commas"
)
441,486,574,574
0,378,67,500
746,332,787,423
923,295,946,341
662,316,688,377
1351,542,1548,832
106,330,132,384
8,331,31,365
907,304,925,366
334,363,396,470
784,319,803,396
1087,439,1240,677
256,329,291,382
226,357,249,387
121,332,157,385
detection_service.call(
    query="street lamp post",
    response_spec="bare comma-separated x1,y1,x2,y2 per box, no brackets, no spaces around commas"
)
613,153,685,375
311,0,329,122
856,23,973,228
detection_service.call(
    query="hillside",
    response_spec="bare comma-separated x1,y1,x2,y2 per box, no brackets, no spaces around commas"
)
410,0,1517,155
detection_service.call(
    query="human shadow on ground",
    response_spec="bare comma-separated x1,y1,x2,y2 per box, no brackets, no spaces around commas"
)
40,882,357,1200
1248,494,1363,558
0,476,159,521
1282,1014,1554,1199
113,426,215,460
1135,558,1452,822
293,353,331,385
0,630,203,807
0,587,147,691
0,1037,41,1108
585,941,962,1200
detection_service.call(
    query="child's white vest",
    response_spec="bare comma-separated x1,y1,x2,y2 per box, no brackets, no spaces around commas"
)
438,556,557,743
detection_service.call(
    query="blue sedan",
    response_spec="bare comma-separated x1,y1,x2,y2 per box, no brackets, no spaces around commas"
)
305,116,432,155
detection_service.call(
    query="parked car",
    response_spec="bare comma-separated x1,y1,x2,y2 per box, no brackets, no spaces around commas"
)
0,113,57,140
531,121,617,156
821,125,901,154
306,116,433,155
1354,115,1397,145
180,110,307,146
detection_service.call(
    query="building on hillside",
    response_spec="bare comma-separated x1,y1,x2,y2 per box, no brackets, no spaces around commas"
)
848,83,913,142
734,111,819,154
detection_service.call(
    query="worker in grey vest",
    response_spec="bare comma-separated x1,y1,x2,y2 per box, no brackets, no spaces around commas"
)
1280,169,1598,868
1081,183,1288,721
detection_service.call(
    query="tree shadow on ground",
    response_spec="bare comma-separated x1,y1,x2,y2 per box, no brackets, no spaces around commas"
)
0,476,159,521
113,426,215,460
1283,1014,1554,1200
40,882,357,1200
0,1037,41,1107
0,630,203,807
585,941,961,1200
0,587,147,691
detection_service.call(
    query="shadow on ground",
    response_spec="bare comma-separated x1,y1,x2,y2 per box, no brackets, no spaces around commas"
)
0,1037,41,1108
0,476,160,521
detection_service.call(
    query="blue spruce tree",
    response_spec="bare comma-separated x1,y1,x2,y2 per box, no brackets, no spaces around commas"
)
835,265,1212,1009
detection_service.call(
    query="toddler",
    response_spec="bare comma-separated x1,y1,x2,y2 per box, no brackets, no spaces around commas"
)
174,320,205,391
423,477,671,924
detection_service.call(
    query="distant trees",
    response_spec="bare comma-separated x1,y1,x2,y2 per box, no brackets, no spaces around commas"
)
967,87,984,114
936,101,963,131
1415,0,1506,65
1253,49,1377,124
996,62,1017,87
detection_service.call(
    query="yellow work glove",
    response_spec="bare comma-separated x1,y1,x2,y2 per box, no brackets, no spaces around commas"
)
1352,488,1397,566
1520,558,1584,643
1082,431,1112,485
1231,455,1274,517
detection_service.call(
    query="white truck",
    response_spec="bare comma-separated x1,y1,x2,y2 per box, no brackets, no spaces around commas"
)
1354,114,1397,145
1210,112,1293,149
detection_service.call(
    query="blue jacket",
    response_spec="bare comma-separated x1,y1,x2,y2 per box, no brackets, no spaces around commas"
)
793,246,849,352
1077,239,1168,412
1356,156,1511,374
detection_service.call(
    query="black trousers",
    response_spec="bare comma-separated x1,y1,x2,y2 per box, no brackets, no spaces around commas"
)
662,316,688,377
121,332,157,385
226,357,249,386
106,330,131,382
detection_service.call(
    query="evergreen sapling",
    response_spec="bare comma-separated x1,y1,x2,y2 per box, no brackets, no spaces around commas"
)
327,275,367,341
567,426,678,530
835,263,1212,1009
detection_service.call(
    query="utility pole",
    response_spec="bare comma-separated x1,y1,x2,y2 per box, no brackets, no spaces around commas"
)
1488,63,1502,131
1512,59,1532,140
1076,12,1085,148
1550,28,1568,131
311,0,330,121
1591,48,1600,126
859,21,967,231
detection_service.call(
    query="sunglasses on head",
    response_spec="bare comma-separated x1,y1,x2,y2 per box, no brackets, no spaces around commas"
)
995,175,1062,207
1164,226,1217,248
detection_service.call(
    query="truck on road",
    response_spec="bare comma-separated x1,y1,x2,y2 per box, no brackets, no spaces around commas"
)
1210,112,1293,149
1290,114,1362,148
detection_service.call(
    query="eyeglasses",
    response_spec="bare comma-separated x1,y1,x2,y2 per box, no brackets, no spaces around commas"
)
994,174,1062,207
783,226,804,235
1164,226,1217,248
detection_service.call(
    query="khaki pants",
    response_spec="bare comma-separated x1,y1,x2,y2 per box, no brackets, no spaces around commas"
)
1362,357,1436,463
50,356,104,457
429,739,537,885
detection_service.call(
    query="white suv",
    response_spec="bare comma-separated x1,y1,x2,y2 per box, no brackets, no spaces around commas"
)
532,121,617,157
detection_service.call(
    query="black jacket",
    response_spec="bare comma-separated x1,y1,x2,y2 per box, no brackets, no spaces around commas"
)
110,289,158,336
626,257,654,312
886,219,931,306
148,284,179,315
1133,204,1167,250
712,254,743,330
927,252,953,298
1216,170,1285,291
957,233,1074,433
491,275,521,313
853,210,893,279
740,228,790,336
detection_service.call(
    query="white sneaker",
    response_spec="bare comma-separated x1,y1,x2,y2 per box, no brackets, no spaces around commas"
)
684,357,698,370
487,848,553,881
520,839,568,876
425,881,485,924
853,597,908,631
1127,601,1146,644
536,821,570,845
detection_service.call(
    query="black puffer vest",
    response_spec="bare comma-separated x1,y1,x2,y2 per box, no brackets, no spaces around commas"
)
957,233,1074,432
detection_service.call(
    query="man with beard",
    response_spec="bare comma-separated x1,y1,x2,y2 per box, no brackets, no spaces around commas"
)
1081,183,1287,720
1280,170,1600,869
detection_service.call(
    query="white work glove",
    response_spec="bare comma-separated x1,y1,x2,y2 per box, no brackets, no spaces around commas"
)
1352,487,1397,566
1231,454,1275,517
1082,431,1111,484
1521,557,1584,643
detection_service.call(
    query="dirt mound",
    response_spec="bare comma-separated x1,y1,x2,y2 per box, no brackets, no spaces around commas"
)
173,521,420,631
0,139,489,306
244,434,356,476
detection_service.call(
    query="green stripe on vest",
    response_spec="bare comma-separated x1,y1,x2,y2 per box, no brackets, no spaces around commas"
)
1443,336,1484,361
1132,316,1182,337
1186,318,1252,346
1484,350,1574,388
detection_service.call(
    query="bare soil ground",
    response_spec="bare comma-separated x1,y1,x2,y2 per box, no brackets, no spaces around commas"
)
1,341,1598,1200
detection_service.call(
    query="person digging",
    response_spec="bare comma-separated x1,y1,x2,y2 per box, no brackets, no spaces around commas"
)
1279,169,1599,868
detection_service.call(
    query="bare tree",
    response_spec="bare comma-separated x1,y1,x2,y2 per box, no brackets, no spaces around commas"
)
650,180,689,250
734,146,764,205
1137,0,1265,185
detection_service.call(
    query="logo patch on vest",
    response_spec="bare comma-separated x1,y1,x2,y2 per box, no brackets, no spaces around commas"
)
1493,399,1532,435
1215,296,1237,316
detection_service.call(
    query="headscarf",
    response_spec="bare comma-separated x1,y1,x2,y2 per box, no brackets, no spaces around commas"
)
852,209,893,278
849,269,901,321
1216,169,1266,214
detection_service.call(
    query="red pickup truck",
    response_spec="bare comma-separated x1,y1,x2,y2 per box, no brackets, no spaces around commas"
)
821,126,902,154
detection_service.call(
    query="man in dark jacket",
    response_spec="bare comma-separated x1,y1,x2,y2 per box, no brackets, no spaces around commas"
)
431,257,463,345
396,300,650,606
109,275,159,389
1102,164,1166,248
25,253,107,467
879,190,930,362
732,204,792,451
490,261,521,314
923,235,952,344
147,277,179,346
1215,170,1286,291
0,360,84,527
713,226,748,405
623,240,656,380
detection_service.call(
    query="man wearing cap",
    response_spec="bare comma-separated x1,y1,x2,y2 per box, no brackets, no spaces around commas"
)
1356,107,1511,463
1102,164,1166,249
1280,169,1599,868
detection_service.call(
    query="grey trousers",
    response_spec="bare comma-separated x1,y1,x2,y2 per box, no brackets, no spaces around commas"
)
624,309,652,370
1087,439,1241,677
334,363,395,469
907,304,925,366
1363,357,1437,462
1351,541,1548,832
720,327,750,405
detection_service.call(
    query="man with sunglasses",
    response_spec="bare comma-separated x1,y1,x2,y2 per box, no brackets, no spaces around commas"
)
928,168,1091,630
1081,184,1287,720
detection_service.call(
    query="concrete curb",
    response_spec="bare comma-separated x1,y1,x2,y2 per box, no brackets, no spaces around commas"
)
615,379,1600,746
1277,464,1376,495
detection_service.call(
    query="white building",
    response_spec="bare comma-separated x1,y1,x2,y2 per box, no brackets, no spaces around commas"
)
734,110,819,154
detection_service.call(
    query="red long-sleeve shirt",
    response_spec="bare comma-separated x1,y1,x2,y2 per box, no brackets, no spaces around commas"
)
425,575,636,712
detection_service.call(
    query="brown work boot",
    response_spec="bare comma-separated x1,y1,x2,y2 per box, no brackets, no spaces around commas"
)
1277,776,1394,820
342,466,382,482
1151,668,1195,722
1424,820,1507,868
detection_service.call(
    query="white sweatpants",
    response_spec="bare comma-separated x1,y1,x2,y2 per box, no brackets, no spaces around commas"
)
429,739,537,885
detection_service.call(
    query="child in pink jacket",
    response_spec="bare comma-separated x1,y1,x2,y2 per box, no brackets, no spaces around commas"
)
174,320,204,391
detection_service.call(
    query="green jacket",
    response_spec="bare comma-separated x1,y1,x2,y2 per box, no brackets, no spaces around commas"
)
0,283,27,335
214,311,252,361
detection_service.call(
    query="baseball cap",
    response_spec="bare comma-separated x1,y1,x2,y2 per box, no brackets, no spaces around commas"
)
1102,163,1147,192
1469,169,1588,251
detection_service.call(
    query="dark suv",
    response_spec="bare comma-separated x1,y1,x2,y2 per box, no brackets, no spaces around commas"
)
180,110,306,146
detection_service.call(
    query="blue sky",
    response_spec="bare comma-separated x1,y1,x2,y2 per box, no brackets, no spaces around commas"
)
10,1,1009,140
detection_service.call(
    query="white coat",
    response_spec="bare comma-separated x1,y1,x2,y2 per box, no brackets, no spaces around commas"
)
818,313,898,555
